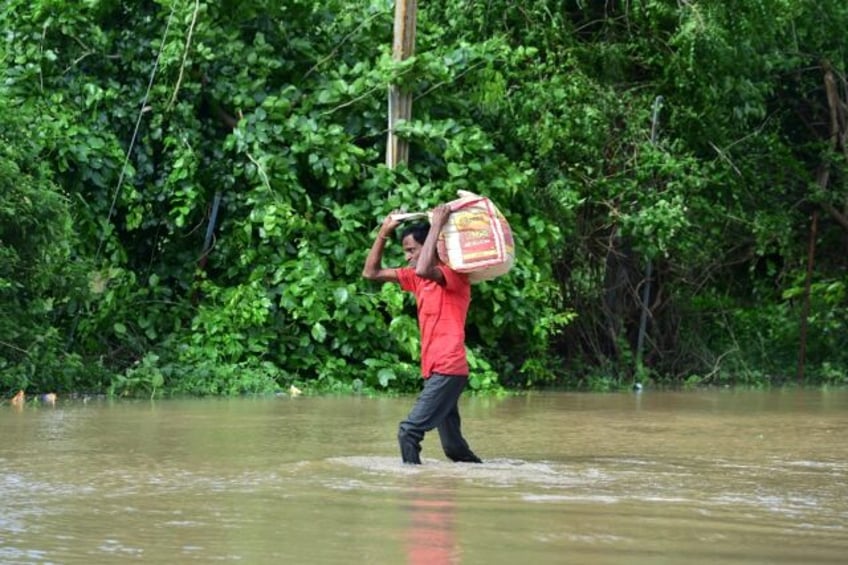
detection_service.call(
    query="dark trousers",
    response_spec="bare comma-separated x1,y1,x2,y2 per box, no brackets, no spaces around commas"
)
398,373,482,464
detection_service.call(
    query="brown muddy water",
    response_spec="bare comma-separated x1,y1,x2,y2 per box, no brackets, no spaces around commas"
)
1,389,847,564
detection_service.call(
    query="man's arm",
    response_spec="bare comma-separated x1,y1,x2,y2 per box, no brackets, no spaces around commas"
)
362,212,401,283
415,204,450,285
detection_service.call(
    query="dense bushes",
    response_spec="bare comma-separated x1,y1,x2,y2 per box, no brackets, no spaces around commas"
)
1,0,846,396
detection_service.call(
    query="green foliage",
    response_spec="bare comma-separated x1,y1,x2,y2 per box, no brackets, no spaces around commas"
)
2,0,848,395
0,82,93,392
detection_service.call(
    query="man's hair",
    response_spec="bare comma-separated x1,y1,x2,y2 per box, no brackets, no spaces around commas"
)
399,223,430,245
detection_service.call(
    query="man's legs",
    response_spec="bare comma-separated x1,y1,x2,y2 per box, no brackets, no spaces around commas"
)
437,402,482,463
398,374,479,464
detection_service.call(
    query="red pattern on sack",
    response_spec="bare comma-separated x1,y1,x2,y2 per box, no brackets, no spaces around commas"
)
436,191,515,283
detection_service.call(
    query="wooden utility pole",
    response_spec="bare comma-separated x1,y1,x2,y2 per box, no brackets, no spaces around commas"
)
386,0,417,168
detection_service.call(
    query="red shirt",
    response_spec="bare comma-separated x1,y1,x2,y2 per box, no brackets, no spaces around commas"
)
397,266,470,377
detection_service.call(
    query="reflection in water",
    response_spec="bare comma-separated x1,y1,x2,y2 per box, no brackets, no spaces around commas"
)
404,486,460,565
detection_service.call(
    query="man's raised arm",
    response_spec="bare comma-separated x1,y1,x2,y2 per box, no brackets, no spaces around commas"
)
362,212,401,283
415,204,449,285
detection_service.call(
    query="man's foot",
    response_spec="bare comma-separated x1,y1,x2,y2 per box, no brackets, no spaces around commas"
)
449,453,482,463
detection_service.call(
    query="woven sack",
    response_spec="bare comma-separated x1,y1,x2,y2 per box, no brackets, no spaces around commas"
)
391,190,515,283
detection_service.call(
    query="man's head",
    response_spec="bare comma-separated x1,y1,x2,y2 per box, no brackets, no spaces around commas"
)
399,223,429,267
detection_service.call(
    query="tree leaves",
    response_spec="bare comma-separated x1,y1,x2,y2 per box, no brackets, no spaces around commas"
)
2,0,847,394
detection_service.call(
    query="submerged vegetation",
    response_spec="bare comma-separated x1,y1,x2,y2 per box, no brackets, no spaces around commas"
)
1,0,847,396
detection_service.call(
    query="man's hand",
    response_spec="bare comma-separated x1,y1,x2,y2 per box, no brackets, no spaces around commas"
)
429,204,451,229
379,210,402,239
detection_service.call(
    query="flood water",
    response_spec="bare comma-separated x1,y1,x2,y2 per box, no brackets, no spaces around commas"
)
1,389,847,564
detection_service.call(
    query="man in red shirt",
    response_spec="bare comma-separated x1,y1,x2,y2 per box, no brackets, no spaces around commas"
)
363,205,482,464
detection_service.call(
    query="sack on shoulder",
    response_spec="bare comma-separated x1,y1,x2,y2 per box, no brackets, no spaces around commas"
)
391,190,515,283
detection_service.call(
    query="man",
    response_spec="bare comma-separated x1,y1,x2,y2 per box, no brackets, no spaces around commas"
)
362,204,482,465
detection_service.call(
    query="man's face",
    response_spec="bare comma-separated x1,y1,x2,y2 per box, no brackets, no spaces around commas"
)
402,234,422,268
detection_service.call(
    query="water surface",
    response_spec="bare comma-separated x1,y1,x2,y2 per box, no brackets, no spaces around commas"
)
2,389,846,563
